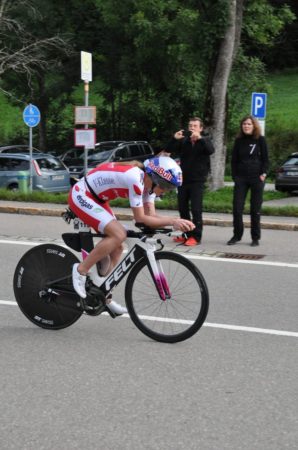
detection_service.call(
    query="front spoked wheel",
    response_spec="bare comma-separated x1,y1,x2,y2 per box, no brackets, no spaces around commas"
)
125,251,209,343
13,244,82,330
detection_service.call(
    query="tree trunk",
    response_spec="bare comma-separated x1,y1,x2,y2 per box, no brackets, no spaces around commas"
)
208,0,244,190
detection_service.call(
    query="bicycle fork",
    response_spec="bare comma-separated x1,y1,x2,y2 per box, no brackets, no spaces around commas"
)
145,239,171,301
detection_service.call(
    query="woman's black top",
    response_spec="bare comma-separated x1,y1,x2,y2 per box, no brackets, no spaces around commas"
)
231,135,269,179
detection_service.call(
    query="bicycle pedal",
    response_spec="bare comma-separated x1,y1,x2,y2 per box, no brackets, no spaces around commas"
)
104,306,117,319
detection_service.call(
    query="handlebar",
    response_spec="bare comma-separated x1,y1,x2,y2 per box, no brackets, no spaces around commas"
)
134,223,173,236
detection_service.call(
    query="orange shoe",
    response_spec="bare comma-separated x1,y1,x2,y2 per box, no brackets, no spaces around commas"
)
173,236,186,243
173,236,186,244
184,237,200,246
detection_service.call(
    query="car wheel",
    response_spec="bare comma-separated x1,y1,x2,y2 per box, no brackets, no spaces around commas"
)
8,183,18,192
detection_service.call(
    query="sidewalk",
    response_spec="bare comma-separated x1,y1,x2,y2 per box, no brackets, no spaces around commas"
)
0,200,297,231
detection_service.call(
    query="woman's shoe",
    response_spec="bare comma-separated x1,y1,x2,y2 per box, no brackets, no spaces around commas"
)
251,240,259,247
72,263,87,298
227,237,240,245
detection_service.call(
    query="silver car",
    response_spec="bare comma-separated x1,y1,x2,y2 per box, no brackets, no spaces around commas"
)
0,153,70,192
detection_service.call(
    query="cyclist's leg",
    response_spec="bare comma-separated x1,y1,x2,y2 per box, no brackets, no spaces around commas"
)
69,181,126,274
78,220,126,274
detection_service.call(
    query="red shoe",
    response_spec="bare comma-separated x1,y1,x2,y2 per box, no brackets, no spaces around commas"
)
184,237,200,246
173,236,186,243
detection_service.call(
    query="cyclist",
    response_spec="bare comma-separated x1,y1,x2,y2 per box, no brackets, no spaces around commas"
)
68,155,194,315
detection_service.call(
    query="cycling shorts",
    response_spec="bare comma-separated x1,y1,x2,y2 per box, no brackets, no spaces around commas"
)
68,179,116,233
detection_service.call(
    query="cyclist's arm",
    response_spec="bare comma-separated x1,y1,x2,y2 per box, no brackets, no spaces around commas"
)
143,201,156,217
131,205,194,232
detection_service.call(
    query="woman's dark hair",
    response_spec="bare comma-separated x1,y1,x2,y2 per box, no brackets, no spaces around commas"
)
238,115,261,139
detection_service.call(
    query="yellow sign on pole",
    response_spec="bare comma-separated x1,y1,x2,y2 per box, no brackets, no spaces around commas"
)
81,51,92,82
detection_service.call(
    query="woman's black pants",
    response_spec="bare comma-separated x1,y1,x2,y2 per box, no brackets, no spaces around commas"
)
232,177,264,241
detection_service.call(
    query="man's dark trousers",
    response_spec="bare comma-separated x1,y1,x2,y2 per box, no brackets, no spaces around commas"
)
177,182,204,242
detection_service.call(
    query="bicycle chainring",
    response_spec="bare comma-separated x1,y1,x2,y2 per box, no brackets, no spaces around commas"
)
83,283,107,316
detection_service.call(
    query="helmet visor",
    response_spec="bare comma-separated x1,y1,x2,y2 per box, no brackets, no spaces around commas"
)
151,173,177,191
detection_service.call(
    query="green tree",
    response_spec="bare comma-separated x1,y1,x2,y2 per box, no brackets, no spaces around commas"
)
205,0,294,189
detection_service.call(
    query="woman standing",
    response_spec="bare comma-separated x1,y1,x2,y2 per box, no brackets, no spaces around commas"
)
227,115,269,247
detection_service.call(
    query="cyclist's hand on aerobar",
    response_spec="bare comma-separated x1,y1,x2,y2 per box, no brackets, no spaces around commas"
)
173,218,195,232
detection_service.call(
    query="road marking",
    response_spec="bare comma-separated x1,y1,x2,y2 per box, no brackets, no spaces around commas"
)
1,300,297,338
0,300,17,306
0,239,63,247
185,254,298,268
1,239,298,268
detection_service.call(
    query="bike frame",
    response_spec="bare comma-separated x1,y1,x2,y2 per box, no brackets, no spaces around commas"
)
62,217,171,301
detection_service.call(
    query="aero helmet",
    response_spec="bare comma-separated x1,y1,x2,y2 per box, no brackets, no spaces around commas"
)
144,156,182,190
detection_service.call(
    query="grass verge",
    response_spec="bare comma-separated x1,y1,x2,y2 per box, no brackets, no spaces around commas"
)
0,187,297,217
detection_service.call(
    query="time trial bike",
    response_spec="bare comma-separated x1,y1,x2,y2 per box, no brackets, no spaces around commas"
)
13,209,209,343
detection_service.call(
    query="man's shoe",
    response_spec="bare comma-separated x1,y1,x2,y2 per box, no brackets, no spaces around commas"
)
227,237,240,245
106,300,127,316
251,240,259,247
184,237,200,246
173,236,186,243
72,263,87,298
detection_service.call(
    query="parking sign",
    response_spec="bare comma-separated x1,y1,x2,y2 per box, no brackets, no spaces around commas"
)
251,93,267,119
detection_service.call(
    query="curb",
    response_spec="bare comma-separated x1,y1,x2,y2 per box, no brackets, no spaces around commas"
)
1,205,297,231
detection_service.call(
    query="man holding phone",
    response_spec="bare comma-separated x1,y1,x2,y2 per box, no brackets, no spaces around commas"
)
166,117,215,246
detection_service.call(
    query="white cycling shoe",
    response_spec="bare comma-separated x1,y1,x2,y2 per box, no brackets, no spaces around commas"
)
72,263,87,298
106,300,127,316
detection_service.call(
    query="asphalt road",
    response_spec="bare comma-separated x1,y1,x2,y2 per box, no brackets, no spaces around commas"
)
0,214,297,450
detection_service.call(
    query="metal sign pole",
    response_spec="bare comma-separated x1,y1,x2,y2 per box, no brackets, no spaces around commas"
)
29,127,33,192
23,103,40,193
84,81,89,176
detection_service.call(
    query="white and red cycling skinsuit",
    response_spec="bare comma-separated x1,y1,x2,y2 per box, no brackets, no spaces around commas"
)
68,162,155,232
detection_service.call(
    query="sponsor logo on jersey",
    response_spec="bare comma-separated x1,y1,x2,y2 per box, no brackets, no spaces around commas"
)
93,207,104,213
77,195,93,210
93,176,115,189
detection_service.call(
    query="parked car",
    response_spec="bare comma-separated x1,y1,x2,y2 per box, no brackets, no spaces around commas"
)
60,141,123,163
0,153,70,192
0,145,42,154
61,140,154,179
0,145,59,156
275,152,298,193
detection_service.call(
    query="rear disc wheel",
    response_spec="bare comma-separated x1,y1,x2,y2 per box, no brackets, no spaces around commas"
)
13,244,82,329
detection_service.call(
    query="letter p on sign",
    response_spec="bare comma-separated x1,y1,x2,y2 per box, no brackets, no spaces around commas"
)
251,92,267,119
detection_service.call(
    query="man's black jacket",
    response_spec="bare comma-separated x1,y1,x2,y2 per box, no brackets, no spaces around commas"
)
166,137,215,184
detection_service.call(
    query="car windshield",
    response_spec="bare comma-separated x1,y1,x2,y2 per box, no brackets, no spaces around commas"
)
36,156,66,171
284,157,298,165
89,144,118,155
88,150,114,162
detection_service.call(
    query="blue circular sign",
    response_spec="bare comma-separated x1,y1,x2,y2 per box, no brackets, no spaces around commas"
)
23,104,41,127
